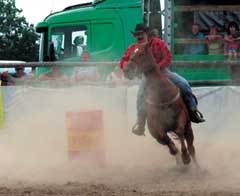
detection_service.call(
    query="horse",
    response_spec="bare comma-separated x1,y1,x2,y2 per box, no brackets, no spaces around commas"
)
123,42,199,166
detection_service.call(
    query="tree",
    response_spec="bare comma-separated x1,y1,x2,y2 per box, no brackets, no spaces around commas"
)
0,0,39,61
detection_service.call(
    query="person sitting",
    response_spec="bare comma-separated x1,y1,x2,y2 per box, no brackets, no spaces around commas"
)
106,66,129,86
72,36,84,57
149,28,160,38
12,66,26,78
184,23,206,55
72,51,100,82
120,23,205,136
12,65,35,85
0,69,15,86
39,65,68,81
80,50,90,62
205,25,223,55
224,21,240,59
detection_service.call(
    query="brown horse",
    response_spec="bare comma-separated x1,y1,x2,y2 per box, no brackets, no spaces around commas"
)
123,42,199,166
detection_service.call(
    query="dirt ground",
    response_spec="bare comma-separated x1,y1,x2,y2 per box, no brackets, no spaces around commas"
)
0,86,240,195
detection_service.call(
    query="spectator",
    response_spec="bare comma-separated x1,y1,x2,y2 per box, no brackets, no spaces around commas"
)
71,51,100,82
184,23,206,54
205,25,223,55
0,69,15,86
39,65,68,81
72,36,84,57
106,66,129,86
12,66,26,78
149,28,160,38
224,21,240,59
12,65,35,85
80,50,90,62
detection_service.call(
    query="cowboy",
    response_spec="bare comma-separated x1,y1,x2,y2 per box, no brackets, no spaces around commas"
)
120,23,205,136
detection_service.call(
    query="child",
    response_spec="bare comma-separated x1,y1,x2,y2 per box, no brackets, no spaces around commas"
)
224,21,240,59
205,25,222,55
184,23,206,54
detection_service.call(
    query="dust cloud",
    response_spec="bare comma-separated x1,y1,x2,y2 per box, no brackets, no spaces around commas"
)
0,85,239,193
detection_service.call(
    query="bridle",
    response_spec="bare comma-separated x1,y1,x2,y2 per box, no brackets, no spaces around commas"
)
129,54,155,74
128,43,181,108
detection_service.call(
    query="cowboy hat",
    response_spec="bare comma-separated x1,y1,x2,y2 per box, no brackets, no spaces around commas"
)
131,23,149,35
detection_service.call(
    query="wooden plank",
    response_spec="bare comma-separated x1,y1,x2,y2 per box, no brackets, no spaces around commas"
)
189,80,232,86
172,60,240,67
0,61,117,68
0,60,238,68
176,5,240,12
175,39,240,45
175,38,211,44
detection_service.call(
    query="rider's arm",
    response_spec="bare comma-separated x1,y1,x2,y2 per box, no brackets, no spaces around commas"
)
151,38,172,69
120,44,136,69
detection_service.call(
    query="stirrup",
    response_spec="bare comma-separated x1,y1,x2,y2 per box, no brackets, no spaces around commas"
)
132,123,145,136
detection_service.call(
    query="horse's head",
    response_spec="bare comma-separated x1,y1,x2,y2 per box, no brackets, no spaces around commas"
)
123,41,156,79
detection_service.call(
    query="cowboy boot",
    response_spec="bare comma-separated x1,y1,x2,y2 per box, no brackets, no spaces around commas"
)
190,108,205,123
132,113,146,136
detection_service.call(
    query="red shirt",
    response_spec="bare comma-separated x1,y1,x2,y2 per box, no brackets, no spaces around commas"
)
120,37,172,69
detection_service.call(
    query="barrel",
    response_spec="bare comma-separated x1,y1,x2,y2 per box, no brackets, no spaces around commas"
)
66,110,105,166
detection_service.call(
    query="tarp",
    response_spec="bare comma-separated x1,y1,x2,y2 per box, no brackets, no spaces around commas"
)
195,11,240,32
2,85,240,131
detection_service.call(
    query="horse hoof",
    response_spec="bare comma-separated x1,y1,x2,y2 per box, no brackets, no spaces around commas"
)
169,143,178,155
182,153,191,165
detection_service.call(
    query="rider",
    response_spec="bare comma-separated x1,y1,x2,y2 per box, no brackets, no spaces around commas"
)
120,23,205,136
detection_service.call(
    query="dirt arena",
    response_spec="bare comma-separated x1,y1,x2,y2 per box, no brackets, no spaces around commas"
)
0,85,239,195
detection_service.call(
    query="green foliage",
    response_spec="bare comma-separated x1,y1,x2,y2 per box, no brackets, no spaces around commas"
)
0,0,39,61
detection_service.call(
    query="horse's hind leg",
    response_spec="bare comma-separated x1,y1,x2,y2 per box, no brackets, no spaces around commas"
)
185,123,200,168
179,134,191,165
174,111,191,165
176,127,191,165
156,133,184,167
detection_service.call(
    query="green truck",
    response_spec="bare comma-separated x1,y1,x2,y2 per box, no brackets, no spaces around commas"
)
35,0,161,79
36,0,240,84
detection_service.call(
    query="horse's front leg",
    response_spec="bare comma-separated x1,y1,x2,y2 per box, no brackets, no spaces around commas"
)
155,130,179,156
148,123,179,155
175,111,191,165
122,63,137,80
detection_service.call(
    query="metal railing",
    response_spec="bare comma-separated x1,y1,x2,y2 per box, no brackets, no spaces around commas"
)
0,60,239,67
0,61,118,68
0,60,239,86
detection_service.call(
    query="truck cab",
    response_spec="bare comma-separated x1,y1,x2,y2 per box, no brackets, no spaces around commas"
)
36,0,162,79
37,3,136,62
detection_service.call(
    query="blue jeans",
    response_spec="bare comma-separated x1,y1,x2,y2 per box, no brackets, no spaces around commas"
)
136,68,197,119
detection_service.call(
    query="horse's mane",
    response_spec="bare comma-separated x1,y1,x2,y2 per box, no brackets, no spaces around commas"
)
144,41,167,79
